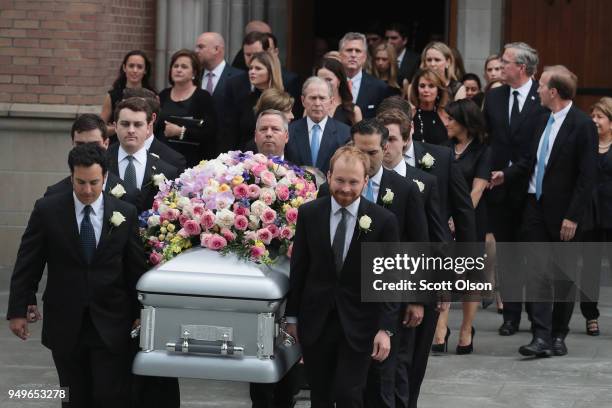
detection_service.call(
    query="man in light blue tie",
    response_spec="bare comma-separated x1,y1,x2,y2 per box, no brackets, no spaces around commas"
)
490,65,597,358
285,76,351,173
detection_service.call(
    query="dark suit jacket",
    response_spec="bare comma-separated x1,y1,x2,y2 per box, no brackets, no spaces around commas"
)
504,105,598,236
7,192,146,355
285,117,350,174
413,141,476,242
397,49,420,86
318,168,428,242
207,63,244,155
285,196,399,352
483,81,548,210
44,172,138,208
355,72,389,119
588,149,612,230
107,144,179,213
148,137,186,174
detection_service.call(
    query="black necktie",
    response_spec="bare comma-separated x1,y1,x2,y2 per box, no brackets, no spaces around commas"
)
124,155,138,190
510,90,520,129
332,208,349,276
80,205,96,264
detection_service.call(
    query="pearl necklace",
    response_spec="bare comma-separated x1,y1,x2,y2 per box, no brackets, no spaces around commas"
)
454,138,473,157
599,139,612,153
416,106,437,139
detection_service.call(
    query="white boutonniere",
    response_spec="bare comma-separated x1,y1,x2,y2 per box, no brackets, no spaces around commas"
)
381,188,394,206
150,152,160,159
152,173,167,187
418,153,435,170
412,179,425,193
358,215,372,236
109,211,126,234
110,183,126,198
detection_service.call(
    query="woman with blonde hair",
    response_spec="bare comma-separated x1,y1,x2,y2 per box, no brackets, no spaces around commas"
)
420,41,466,100
372,43,401,93
409,68,449,145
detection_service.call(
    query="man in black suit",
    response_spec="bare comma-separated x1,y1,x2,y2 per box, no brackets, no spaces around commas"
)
231,20,272,71
483,42,548,336
339,32,389,118
8,144,146,407
108,98,179,214
285,145,399,407
490,65,597,357
285,76,351,173
385,23,420,86
196,31,244,155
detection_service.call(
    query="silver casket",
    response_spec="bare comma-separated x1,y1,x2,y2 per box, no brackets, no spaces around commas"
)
132,248,301,382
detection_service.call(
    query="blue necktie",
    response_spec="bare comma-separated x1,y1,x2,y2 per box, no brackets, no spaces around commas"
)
363,179,375,202
124,155,138,190
310,124,320,166
332,208,349,276
80,205,96,264
535,115,555,200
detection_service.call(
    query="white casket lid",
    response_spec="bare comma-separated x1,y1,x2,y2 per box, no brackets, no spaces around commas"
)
136,248,289,300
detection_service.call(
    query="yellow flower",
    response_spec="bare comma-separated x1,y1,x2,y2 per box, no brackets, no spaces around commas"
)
160,227,167,234
166,232,174,240
169,202,177,209
162,220,169,227
254,240,265,248
282,203,291,213
291,197,304,207
166,224,175,232
232,175,244,185
295,183,304,191
158,234,166,241
219,183,231,192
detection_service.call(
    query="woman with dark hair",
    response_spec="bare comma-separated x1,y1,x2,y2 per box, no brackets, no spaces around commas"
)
408,68,449,145
462,73,484,106
431,98,491,355
101,50,155,136
314,57,363,126
156,49,217,167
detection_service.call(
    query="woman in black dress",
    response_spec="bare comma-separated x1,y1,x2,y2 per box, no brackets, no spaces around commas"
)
314,57,362,126
101,50,155,138
408,68,449,145
432,99,491,355
156,49,217,167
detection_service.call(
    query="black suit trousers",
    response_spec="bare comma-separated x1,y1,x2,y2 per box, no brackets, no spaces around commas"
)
520,196,576,341
249,362,300,408
364,329,400,408
52,310,131,408
301,311,372,408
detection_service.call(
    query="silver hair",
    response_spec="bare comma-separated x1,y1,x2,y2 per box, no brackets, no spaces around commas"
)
504,42,539,76
255,109,288,132
301,76,333,98
339,32,367,52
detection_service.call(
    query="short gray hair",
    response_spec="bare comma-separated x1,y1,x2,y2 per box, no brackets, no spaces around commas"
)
504,42,539,76
339,32,367,51
301,76,333,97
256,109,288,132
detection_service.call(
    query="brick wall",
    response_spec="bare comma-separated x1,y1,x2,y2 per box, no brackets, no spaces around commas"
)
0,0,156,106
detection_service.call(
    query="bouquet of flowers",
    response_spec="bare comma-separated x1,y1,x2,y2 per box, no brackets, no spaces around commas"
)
139,151,317,266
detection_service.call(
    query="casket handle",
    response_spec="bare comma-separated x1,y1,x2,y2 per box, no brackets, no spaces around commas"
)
166,339,244,356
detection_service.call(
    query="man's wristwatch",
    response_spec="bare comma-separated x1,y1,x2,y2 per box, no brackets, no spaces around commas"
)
384,330,394,337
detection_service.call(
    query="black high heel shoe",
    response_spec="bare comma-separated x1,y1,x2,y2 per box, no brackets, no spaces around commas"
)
431,327,451,353
456,327,475,355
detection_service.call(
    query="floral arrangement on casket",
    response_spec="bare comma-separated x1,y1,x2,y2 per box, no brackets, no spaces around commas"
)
139,151,318,266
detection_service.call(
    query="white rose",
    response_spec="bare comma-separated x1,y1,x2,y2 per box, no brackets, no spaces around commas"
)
147,215,161,227
412,179,425,193
273,164,288,177
420,153,435,168
248,214,260,230
152,173,167,187
110,183,126,198
215,208,235,229
382,188,394,204
149,152,160,159
109,211,126,227
359,215,372,230
176,196,191,209
250,200,268,217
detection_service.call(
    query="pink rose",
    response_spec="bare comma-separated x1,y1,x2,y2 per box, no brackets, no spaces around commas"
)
234,214,249,231
252,163,267,177
257,228,273,244
220,227,236,242
260,170,277,187
250,245,266,259
200,210,215,230
248,184,261,199
275,184,290,201
267,224,280,238
177,228,190,238
233,205,250,217
279,226,294,240
200,232,213,248
178,214,190,227
208,234,227,250
149,251,163,265
260,208,277,225
161,208,180,222
285,208,298,224
233,183,249,199
287,243,293,258
192,205,205,216
244,231,257,242
184,219,201,236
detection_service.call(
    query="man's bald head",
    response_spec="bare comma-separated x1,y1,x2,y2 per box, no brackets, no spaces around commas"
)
245,20,271,35
195,32,225,70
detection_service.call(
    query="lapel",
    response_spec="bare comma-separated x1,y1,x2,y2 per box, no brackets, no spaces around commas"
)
93,193,113,260
59,192,86,265
319,196,334,261
500,85,511,131
316,118,335,168
108,144,120,176
511,81,539,135
413,141,425,163
376,168,391,206
342,198,368,274
295,119,312,165
213,64,230,97
545,106,574,173
141,152,157,194
356,72,369,106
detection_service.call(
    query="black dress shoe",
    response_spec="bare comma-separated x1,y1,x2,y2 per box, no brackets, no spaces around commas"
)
456,327,475,355
431,327,451,353
552,337,568,356
498,321,518,336
519,337,552,357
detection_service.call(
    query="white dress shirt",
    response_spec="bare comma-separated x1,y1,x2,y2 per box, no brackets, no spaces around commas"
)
307,115,329,147
74,192,104,246
508,78,533,121
330,196,360,262
366,165,384,202
390,159,407,177
144,134,155,151
397,48,406,66
403,142,416,167
202,60,226,94
118,145,148,189
528,102,572,194
348,70,363,104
